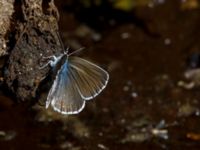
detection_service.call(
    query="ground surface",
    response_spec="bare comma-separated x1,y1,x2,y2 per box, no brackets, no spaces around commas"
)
1,0,200,149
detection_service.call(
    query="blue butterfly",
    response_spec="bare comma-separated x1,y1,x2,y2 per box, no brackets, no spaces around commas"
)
41,50,109,114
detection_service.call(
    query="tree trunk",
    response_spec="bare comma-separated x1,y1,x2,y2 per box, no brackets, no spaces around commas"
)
2,0,63,101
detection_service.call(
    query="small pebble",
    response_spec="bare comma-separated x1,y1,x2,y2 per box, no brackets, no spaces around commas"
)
121,32,130,39
97,143,108,150
0,130,16,141
131,92,138,98
164,38,171,45
123,86,129,91
178,103,197,117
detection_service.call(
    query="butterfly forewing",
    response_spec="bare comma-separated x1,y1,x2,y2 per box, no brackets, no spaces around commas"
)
46,61,85,114
68,56,109,100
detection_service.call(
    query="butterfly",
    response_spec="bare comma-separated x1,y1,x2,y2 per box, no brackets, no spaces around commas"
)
41,49,109,115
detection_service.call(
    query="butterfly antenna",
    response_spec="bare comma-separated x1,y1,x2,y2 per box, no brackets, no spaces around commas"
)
55,30,65,51
46,19,65,51
68,47,85,56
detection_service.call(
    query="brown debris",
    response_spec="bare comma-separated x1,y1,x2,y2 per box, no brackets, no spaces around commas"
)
187,132,200,141
181,0,199,10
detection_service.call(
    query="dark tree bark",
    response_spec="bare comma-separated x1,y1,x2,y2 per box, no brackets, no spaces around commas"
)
3,0,63,101
0,0,14,56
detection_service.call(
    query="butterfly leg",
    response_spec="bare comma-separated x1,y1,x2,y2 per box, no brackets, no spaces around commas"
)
43,55,57,60
39,55,58,69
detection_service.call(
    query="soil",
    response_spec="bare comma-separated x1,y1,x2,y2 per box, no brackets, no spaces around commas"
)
1,0,200,149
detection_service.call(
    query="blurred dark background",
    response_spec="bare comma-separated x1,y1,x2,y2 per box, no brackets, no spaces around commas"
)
1,0,200,149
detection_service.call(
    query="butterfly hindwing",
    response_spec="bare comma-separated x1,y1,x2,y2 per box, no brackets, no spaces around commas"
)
46,61,85,114
68,56,109,100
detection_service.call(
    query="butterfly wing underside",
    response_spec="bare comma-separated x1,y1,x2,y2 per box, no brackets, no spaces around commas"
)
46,61,85,114
68,56,109,100
46,56,109,114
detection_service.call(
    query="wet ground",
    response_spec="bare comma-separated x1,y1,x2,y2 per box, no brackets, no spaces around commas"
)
1,0,200,149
